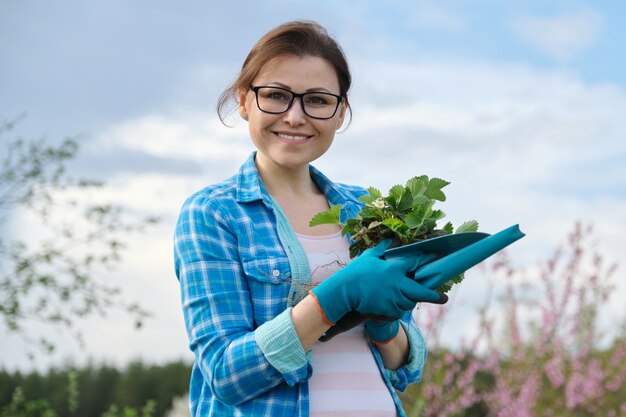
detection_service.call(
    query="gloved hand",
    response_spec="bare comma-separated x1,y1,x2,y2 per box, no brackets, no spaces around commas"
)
318,225,525,342
364,319,400,345
319,311,366,342
310,240,447,326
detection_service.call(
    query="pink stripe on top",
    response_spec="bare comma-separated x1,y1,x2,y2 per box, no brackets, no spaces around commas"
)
296,232,396,417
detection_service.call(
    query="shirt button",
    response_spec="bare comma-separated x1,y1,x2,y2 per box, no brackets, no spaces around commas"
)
272,269,280,277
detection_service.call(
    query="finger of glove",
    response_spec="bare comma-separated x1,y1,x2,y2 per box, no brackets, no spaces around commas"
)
394,295,419,312
365,318,397,331
400,279,448,304
386,255,420,273
353,291,406,319
369,293,412,318
319,326,344,342
407,253,439,274
319,312,365,342
363,314,398,322
333,311,366,328
364,239,393,257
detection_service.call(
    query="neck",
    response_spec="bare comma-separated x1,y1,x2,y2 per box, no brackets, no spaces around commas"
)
255,155,317,198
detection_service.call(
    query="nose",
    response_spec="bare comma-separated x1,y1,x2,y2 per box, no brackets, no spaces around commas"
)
282,97,307,126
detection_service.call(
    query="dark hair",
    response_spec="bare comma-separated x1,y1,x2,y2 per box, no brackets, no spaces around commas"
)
217,20,352,125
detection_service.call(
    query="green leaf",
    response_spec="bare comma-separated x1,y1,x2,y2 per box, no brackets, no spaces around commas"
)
436,272,465,293
360,206,383,221
386,185,405,209
442,221,454,234
428,209,446,221
397,188,414,212
404,211,425,229
411,194,430,208
425,178,450,201
455,220,479,233
406,176,427,197
422,218,437,233
413,198,434,220
367,187,383,200
342,218,363,236
359,187,382,205
382,218,410,237
309,204,342,227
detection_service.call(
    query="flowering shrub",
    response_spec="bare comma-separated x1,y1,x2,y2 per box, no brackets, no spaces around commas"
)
401,223,626,416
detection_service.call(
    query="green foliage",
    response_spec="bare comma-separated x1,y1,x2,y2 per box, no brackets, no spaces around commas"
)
309,203,342,226
0,361,191,417
455,220,479,233
101,400,156,417
310,175,477,292
0,387,57,417
0,115,159,354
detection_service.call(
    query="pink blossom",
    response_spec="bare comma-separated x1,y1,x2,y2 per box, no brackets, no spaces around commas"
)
565,359,604,409
407,223,625,417
544,356,565,388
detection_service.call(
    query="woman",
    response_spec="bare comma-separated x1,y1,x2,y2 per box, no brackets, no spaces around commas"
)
174,20,447,417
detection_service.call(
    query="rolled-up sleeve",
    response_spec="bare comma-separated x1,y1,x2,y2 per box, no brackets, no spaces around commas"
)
383,312,428,392
174,194,309,406
254,308,312,385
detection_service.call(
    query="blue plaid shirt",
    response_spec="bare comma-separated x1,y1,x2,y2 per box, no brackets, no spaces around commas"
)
174,152,429,416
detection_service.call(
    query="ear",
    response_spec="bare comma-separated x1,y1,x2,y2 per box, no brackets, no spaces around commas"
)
335,99,348,130
237,89,250,121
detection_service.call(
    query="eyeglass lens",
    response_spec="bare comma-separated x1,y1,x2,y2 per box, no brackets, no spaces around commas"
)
255,87,340,119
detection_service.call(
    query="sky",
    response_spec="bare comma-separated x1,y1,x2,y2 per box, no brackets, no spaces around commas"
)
1,1,625,371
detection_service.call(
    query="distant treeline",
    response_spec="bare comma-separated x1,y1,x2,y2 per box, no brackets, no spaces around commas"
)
0,360,191,417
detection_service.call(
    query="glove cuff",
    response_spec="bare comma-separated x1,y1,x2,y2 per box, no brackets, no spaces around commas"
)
308,290,336,326
365,319,400,345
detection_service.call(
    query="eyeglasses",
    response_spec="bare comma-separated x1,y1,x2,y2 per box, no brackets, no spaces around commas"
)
250,86,343,120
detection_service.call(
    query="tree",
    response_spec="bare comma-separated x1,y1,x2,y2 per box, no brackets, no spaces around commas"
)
0,361,192,417
0,114,158,354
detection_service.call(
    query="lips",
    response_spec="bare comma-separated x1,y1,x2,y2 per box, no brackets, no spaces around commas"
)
274,131,313,142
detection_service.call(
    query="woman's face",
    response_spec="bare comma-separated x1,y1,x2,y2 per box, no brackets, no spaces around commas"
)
239,54,347,172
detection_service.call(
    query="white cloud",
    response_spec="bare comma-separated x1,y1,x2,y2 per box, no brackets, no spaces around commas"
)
511,9,604,62
91,112,252,163
4,56,625,371
329,59,625,185
317,57,626,316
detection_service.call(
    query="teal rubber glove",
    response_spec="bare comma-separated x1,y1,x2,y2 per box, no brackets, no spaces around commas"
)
364,319,400,345
362,225,525,344
320,225,525,343
310,240,447,326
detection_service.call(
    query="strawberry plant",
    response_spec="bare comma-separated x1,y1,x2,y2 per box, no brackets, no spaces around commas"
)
310,175,478,292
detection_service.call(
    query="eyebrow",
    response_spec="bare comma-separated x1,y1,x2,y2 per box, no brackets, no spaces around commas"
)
268,82,334,94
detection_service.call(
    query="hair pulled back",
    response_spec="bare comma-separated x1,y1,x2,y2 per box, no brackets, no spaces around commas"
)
217,20,352,124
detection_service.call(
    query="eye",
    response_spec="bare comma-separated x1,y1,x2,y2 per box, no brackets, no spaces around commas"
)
261,88,291,101
304,94,333,106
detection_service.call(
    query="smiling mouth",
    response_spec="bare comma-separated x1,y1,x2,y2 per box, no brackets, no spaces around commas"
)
275,132,312,142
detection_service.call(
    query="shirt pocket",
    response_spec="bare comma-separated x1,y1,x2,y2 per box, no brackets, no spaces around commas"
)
242,257,292,326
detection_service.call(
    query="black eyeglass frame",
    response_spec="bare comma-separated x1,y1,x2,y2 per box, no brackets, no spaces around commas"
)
250,85,344,120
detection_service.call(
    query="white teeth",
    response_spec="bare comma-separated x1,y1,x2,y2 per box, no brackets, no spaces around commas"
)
277,133,308,141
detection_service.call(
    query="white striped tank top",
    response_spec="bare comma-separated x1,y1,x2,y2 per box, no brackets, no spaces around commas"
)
296,231,396,417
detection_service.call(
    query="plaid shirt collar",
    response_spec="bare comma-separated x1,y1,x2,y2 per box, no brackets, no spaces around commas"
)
235,151,362,209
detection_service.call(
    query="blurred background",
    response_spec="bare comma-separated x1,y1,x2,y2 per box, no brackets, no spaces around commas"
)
1,1,625,416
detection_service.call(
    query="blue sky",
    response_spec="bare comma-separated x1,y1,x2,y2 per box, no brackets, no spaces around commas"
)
2,1,625,138
1,1,625,370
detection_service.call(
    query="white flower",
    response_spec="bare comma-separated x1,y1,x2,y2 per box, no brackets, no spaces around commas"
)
372,198,386,209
